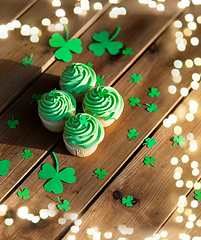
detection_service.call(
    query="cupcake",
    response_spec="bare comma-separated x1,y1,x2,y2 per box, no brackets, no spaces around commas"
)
38,89,76,132
63,113,104,157
83,86,124,127
60,63,96,102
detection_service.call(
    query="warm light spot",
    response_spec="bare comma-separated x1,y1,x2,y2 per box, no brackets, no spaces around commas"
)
160,231,168,238
169,114,177,124
186,113,194,121
194,57,201,66
52,0,61,7
174,172,181,180
183,28,192,36
178,1,185,8
127,228,134,235
32,216,40,223
157,3,165,11
168,85,177,94
56,9,65,17
176,216,183,223
185,59,194,68
178,201,185,207
87,228,94,235
149,1,157,8
191,161,199,168
185,209,192,215
182,155,189,163
197,16,201,23
39,209,48,219
192,168,200,176
186,133,194,140
17,206,28,219
30,35,39,43
192,0,201,4
58,218,66,225
180,87,189,97
177,207,184,213
109,11,118,18
189,214,197,222
153,234,160,240
70,213,78,220
111,7,120,15
175,31,183,38
188,22,197,30
173,76,182,83
176,180,184,188
0,205,7,214
21,24,30,36
60,17,68,24
191,37,199,46
48,210,56,217
190,105,198,113
81,1,90,10
175,167,183,174
191,200,199,208
194,182,201,189
55,23,64,31
93,232,101,239
196,219,201,226
42,18,51,26
67,236,75,240
74,219,82,226
171,69,180,77
27,214,34,221
185,14,194,22
94,2,103,10
12,20,21,28
71,226,79,233
163,119,171,128
30,27,39,35
5,218,14,226
179,195,186,202
174,126,182,135
74,6,82,14
174,60,183,69
174,20,182,28
176,38,184,45
118,238,126,240
109,0,118,3
177,43,186,51
190,144,198,152
192,73,200,82
171,157,178,165
6,23,14,31
119,7,127,15
48,24,56,32
104,232,113,239
191,81,200,90
186,221,194,229
186,181,194,188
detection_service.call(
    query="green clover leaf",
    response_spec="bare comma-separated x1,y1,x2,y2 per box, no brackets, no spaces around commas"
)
97,87,109,98
144,156,156,168
146,103,159,113
88,27,123,56
49,25,82,62
57,197,71,211
127,129,139,141
172,136,185,146
147,88,160,97
0,152,11,176
195,190,201,201
79,115,90,127
7,116,19,129
96,75,105,85
143,138,157,148
122,47,133,58
128,97,141,107
128,74,142,83
94,169,107,179
49,88,60,98
17,187,30,199
30,94,42,104
22,54,33,66
122,196,137,207
38,152,76,194
17,149,33,159
85,62,93,67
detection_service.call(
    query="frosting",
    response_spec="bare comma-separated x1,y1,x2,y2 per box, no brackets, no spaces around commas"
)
60,63,96,94
83,86,124,121
38,89,76,121
64,113,104,149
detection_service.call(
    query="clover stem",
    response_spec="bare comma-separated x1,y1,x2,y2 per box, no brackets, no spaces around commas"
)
109,27,121,42
20,187,23,191
151,163,155,168
58,196,62,204
11,116,14,121
29,54,33,60
64,25,69,41
52,152,59,173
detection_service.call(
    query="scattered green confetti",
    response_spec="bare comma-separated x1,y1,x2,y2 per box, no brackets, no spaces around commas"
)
38,152,76,194
85,62,93,67
172,136,185,146
30,94,42,104
127,129,139,141
147,88,160,97
96,75,105,85
94,169,107,179
122,47,133,58
144,156,156,168
98,87,109,98
22,54,33,66
128,97,141,107
17,149,33,159
17,187,30,200
128,74,142,83
88,27,123,56
122,196,137,207
79,115,90,127
146,103,159,113
195,190,201,200
7,116,19,129
0,152,11,176
49,25,82,62
49,88,60,98
143,138,157,148
57,197,71,211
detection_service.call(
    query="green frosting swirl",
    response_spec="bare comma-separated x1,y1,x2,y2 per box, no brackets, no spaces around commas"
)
60,63,96,94
64,113,104,149
83,86,124,121
38,89,76,121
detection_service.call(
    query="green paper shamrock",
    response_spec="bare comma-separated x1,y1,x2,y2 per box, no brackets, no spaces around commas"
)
146,103,159,113
38,152,76,194
85,62,93,67
17,187,30,199
144,156,156,168
30,94,42,104
17,149,33,159
79,115,90,127
22,54,33,66
88,27,123,56
49,25,82,62
122,47,133,58
0,152,11,176
94,169,107,179
96,75,105,85
7,116,19,129
98,88,109,98
127,129,139,141
57,197,71,211
172,136,185,146
143,138,157,148
147,88,160,97
122,196,137,207
194,190,201,200
128,97,141,107
128,74,142,83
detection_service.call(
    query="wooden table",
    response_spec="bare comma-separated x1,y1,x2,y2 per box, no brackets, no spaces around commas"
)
1,1,201,239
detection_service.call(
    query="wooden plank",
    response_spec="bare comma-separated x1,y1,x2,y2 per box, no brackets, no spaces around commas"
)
0,0,37,25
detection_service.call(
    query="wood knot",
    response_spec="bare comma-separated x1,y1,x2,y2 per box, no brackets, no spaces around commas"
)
113,190,121,200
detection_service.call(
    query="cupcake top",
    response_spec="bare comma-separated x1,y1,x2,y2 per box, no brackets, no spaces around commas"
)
64,113,104,149
83,86,124,121
38,89,76,121
60,63,96,94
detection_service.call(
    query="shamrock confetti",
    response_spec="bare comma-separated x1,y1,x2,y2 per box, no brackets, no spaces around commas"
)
49,88,60,98
96,75,105,85
122,196,137,207
30,94,42,104
98,87,109,98
17,187,30,199
49,25,82,62
127,129,139,141
94,169,107,179
144,156,156,168
38,152,76,194
128,97,141,107
0,152,11,176
22,54,33,66
88,27,123,56
143,138,157,148
146,103,159,113
128,74,142,83
194,190,201,200
17,149,33,159
122,47,133,58
57,197,71,211
172,136,185,146
85,62,93,67
7,116,19,129
79,115,90,127
147,88,160,97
